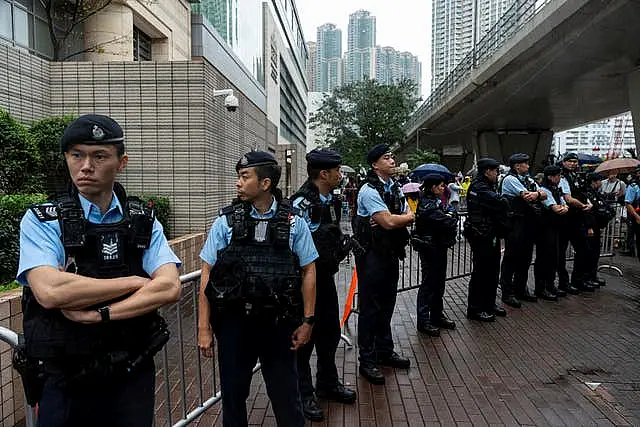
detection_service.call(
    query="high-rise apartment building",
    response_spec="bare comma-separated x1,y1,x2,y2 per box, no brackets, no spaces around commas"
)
316,23,343,92
375,47,422,95
345,9,377,83
307,41,317,91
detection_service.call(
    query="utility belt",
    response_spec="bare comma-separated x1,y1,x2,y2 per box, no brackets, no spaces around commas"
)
14,317,169,399
210,301,302,327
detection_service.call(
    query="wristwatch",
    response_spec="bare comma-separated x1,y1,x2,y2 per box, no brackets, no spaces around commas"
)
302,315,315,326
97,306,111,322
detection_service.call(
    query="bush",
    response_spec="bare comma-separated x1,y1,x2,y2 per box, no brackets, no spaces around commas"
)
0,110,42,194
0,194,48,286
29,115,75,197
138,194,171,237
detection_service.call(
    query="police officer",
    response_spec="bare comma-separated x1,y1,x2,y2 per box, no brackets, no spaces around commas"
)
465,158,509,321
534,165,569,301
352,144,413,385
197,151,318,427
582,172,613,287
624,165,640,260
499,153,546,308
557,153,595,293
413,173,458,336
16,114,182,427
290,148,356,421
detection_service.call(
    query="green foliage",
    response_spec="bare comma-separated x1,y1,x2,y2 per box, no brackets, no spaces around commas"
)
138,194,171,237
407,149,442,169
0,110,42,194
0,194,48,286
0,282,20,293
29,115,75,196
309,79,421,169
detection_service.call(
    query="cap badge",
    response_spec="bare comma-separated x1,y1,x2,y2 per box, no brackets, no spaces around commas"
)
92,125,105,140
240,156,249,166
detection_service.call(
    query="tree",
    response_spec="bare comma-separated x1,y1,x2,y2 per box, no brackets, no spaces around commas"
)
407,149,441,169
0,110,42,194
309,79,421,169
30,115,75,196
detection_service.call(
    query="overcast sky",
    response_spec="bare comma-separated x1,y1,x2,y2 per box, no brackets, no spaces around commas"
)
295,0,432,98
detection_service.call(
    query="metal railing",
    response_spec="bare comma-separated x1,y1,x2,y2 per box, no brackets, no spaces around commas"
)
405,0,555,134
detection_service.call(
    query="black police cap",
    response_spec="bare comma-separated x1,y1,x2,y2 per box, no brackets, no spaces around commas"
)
366,144,391,165
421,173,445,186
60,114,125,153
477,157,500,171
236,151,278,172
508,153,530,166
306,148,342,169
563,152,579,161
586,172,604,182
543,165,562,176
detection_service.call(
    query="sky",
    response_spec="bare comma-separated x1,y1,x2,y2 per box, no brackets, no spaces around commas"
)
294,0,432,98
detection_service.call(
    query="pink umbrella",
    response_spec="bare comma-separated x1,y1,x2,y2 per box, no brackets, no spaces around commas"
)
402,182,421,194
594,158,640,175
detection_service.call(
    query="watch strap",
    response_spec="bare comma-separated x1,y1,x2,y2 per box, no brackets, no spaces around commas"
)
97,306,110,322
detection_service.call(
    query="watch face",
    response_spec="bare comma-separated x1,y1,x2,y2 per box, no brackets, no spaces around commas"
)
304,316,315,325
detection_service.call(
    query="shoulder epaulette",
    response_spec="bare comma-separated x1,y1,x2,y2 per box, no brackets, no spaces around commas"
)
219,204,236,217
297,198,312,212
30,204,59,222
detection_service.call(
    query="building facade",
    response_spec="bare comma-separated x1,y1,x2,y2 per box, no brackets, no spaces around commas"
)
306,41,317,91
345,9,376,83
315,23,342,92
374,46,422,95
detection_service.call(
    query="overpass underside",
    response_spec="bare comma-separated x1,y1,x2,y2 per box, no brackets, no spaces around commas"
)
399,0,640,173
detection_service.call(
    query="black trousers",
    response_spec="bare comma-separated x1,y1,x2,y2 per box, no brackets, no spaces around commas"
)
557,221,589,287
467,235,501,314
534,220,559,294
297,270,341,398
356,249,399,366
38,360,155,427
500,218,536,298
585,228,602,281
215,314,304,427
417,245,448,325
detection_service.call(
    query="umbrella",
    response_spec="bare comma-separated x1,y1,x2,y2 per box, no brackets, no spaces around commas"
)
402,182,421,194
340,165,356,174
577,153,603,165
409,163,453,181
595,158,640,175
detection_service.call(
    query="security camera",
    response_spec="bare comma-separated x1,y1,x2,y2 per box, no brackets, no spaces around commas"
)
213,89,239,112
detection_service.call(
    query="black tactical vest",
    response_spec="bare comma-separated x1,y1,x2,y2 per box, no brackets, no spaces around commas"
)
499,171,542,218
205,200,303,321
291,180,343,275
466,177,509,238
22,183,161,360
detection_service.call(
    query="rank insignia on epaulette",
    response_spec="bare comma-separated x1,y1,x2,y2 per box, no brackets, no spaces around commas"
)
30,205,59,222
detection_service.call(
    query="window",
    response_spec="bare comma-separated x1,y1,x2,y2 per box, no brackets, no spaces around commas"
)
133,26,152,61
0,0,52,59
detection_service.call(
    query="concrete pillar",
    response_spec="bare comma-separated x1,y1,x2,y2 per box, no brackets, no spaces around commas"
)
476,130,553,171
83,2,134,62
629,69,640,154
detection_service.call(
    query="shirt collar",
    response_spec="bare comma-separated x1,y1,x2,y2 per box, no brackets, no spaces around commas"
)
319,192,332,203
250,197,278,219
78,191,123,219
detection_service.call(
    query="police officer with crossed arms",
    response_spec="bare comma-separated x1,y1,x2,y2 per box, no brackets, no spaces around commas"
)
197,151,318,427
16,115,182,426
291,148,356,421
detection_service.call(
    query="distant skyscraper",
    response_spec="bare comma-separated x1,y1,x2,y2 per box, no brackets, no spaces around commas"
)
374,47,421,95
345,10,377,83
197,0,238,46
316,23,343,92
306,41,317,91
399,51,422,96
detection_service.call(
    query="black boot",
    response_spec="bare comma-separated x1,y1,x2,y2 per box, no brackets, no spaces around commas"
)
535,290,558,301
586,280,600,288
359,364,385,385
519,291,538,302
559,284,580,295
502,295,522,308
316,382,357,404
552,286,567,297
378,352,410,369
596,277,606,286
437,313,456,330
492,305,507,317
575,282,596,292
302,395,324,421
467,311,496,322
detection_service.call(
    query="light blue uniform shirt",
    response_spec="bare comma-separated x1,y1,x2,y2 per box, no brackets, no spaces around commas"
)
500,174,540,197
292,193,332,233
559,177,571,195
357,178,408,217
17,192,181,285
625,183,640,204
200,198,318,267
540,186,566,208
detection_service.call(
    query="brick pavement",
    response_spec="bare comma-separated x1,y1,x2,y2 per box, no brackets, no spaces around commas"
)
156,254,640,426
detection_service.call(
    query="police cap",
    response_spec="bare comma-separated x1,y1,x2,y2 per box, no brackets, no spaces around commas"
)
586,172,604,182
306,148,342,169
477,157,500,171
508,153,530,166
563,152,579,161
366,144,391,165
236,151,278,172
60,114,124,153
421,173,445,187
543,165,562,177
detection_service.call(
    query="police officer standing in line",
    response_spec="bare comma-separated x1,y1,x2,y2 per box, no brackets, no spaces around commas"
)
557,153,595,293
197,151,317,427
534,165,569,301
624,165,640,260
465,158,509,322
582,172,613,287
16,115,182,426
290,148,356,422
352,144,414,385
412,173,459,336
499,153,546,308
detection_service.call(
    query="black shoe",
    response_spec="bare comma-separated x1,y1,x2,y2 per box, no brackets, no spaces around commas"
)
316,383,356,404
586,280,600,288
536,290,558,301
554,287,567,297
575,282,596,292
596,278,606,286
378,352,410,369
466,311,496,322
492,305,507,317
437,314,456,330
519,293,538,302
302,396,324,421
359,365,385,385
560,284,580,295
417,322,440,337
502,296,522,308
